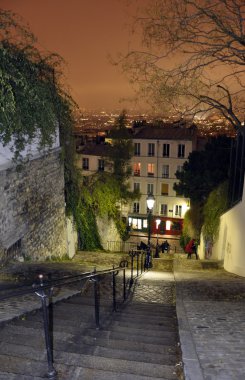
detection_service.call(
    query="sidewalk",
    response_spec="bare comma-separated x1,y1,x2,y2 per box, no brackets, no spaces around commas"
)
174,255,245,380
1,256,245,380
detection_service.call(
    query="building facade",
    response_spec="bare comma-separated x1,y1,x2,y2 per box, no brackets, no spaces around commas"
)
128,125,197,238
77,123,197,240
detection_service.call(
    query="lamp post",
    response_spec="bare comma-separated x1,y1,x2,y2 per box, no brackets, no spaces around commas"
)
145,194,155,269
146,194,155,245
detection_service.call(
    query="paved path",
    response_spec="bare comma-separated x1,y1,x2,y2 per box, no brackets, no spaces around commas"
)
1,257,245,380
174,258,245,380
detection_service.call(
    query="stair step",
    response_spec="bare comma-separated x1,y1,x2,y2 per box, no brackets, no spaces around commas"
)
54,350,179,379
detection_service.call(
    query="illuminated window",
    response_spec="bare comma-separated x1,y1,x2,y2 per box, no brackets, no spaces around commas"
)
166,220,171,230
134,143,141,156
133,162,141,176
178,144,185,158
82,157,89,170
131,218,142,230
98,159,104,171
148,143,155,156
161,183,169,195
147,163,154,176
162,165,169,178
163,144,170,157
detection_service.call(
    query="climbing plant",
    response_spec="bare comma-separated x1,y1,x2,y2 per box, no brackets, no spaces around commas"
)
202,181,229,244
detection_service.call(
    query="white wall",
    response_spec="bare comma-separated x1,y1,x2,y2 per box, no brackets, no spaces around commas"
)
0,129,60,168
199,179,245,277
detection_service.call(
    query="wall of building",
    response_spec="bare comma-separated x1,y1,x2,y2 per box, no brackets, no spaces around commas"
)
199,179,245,277
0,149,67,263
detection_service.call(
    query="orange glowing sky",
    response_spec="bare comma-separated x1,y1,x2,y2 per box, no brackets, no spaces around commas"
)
1,0,145,111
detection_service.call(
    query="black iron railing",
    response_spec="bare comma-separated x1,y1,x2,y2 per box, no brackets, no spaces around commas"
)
0,250,147,380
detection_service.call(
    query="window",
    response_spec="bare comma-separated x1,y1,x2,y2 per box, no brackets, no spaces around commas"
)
128,217,144,230
162,165,169,178
134,143,141,156
134,182,140,192
133,162,141,176
160,204,168,216
177,165,183,173
175,205,182,217
133,202,140,213
161,183,169,195
178,144,185,158
98,159,104,171
82,157,89,170
148,143,155,156
163,144,170,157
147,183,154,195
147,163,154,176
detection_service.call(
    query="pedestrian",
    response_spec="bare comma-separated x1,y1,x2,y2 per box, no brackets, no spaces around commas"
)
161,240,170,253
185,239,198,259
155,240,160,258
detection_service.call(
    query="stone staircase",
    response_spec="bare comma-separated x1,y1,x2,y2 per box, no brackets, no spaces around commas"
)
0,274,183,380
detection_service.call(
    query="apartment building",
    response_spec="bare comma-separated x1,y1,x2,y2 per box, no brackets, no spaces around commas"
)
77,123,197,238
129,124,197,237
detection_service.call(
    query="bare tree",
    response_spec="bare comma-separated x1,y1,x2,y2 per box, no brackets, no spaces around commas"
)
119,0,245,129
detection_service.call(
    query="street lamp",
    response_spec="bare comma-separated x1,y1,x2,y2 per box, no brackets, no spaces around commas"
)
146,194,155,245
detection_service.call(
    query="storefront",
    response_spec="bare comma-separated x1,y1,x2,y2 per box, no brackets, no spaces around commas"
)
128,215,183,236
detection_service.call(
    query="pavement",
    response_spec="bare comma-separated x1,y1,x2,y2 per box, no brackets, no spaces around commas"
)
1,255,245,380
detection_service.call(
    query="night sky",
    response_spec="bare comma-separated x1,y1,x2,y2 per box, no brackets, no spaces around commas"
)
1,0,145,111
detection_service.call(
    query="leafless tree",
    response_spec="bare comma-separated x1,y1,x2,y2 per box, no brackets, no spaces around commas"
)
119,0,245,129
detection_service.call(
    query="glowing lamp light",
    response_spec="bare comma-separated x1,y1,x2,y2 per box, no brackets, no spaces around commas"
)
146,194,155,210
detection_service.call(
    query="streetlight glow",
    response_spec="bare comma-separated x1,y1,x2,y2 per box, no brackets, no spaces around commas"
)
146,194,155,210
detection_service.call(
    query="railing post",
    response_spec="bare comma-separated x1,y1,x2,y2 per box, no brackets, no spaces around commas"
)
130,251,134,286
141,250,143,274
93,268,100,329
112,265,117,312
123,265,126,301
34,274,57,380
136,251,139,277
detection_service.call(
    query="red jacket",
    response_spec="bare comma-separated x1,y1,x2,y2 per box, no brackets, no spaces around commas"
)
185,239,195,253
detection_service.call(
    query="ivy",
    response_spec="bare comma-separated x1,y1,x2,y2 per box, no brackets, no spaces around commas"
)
202,181,229,243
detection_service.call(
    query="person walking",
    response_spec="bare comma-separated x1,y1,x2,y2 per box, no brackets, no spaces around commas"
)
185,239,198,259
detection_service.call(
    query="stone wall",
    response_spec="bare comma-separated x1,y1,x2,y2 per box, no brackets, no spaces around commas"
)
96,215,121,250
0,149,67,263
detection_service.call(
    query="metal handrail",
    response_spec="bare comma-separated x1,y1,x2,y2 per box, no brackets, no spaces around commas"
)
0,251,148,379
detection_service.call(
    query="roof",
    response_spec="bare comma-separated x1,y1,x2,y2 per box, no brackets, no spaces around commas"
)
77,143,112,156
133,125,197,140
